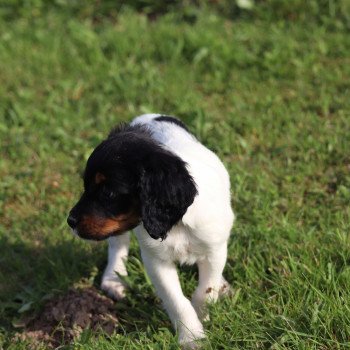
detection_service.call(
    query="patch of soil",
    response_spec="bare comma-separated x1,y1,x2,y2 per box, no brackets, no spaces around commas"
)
14,286,118,349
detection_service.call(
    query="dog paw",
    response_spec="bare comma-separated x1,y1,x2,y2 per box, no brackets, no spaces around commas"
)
179,331,205,350
101,276,126,300
204,279,232,302
219,277,232,297
179,326,205,350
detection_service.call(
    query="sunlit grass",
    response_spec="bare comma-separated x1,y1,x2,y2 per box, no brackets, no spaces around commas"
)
0,3,349,349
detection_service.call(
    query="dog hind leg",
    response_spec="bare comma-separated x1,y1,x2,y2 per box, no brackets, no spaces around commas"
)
191,242,230,320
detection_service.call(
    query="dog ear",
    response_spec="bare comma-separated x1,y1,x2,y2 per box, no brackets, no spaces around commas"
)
139,150,197,240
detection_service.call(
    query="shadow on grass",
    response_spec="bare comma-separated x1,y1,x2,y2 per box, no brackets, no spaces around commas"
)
0,234,101,329
0,230,179,344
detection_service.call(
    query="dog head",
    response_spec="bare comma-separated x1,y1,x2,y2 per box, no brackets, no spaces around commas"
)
67,124,197,241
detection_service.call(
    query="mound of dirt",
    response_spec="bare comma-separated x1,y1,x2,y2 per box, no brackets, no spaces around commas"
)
15,286,118,348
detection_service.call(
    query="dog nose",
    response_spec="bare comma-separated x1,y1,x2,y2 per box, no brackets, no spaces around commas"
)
67,215,78,229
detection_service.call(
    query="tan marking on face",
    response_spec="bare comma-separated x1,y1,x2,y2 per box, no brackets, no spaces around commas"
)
95,172,106,184
78,210,140,240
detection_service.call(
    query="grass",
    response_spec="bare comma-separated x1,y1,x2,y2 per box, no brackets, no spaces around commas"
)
0,1,350,349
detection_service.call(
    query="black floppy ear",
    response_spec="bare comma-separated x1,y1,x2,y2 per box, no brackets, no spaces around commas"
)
139,151,197,240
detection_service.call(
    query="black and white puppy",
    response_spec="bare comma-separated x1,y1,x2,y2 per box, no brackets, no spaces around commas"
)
68,114,234,348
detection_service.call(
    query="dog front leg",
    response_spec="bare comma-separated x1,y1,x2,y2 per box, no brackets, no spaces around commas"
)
142,252,205,349
101,233,130,300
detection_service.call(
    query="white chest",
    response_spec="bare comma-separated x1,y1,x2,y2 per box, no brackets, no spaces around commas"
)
135,224,205,265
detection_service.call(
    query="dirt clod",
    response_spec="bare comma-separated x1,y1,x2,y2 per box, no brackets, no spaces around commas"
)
14,286,118,349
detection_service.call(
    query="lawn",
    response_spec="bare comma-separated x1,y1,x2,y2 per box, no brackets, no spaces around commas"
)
0,1,350,349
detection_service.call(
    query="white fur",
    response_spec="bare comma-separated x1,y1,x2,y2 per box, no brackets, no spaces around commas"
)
101,114,234,348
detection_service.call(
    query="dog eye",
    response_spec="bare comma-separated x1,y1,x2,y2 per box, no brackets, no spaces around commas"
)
101,188,117,200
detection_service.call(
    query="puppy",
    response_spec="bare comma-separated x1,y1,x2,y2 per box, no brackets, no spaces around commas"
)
67,114,234,348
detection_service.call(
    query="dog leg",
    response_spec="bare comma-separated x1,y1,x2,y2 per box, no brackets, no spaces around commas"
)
192,242,230,320
101,233,130,300
142,252,205,349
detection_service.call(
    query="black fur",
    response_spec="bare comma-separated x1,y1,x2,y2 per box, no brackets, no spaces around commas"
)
155,115,190,132
71,123,197,240
138,144,197,240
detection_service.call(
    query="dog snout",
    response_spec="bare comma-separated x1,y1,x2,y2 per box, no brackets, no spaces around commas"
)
67,214,78,229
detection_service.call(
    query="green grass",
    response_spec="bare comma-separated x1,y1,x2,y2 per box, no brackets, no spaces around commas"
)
1,1,350,349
